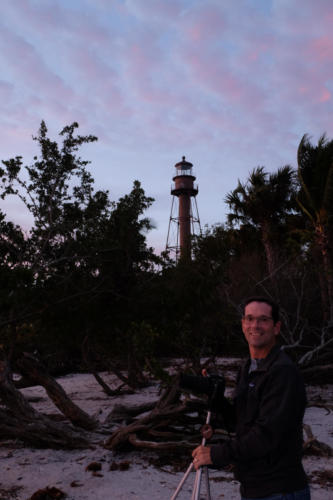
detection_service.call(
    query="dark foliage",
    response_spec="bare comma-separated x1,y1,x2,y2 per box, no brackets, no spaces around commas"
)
0,123,332,377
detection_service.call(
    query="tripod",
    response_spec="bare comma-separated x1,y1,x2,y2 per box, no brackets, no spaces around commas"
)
171,410,212,500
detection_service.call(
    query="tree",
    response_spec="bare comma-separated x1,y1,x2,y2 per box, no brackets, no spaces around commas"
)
0,121,113,362
1,121,101,256
222,168,321,365
87,180,162,387
225,166,297,285
155,231,236,370
0,121,165,447
297,133,333,321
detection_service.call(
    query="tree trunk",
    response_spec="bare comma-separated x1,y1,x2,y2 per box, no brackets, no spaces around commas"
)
104,401,156,424
0,359,89,448
15,353,97,431
81,335,133,397
104,381,185,450
261,223,279,294
316,225,333,322
127,348,149,389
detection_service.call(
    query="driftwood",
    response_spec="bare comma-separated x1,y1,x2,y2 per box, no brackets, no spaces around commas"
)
0,359,89,449
81,335,134,396
307,400,333,413
105,381,183,449
303,423,333,457
104,375,333,458
92,371,130,397
105,401,157,423
15,353,97,430
14,375,37,389
106,357,149,390
104,381,212,452
302,363,333,384
3,351,332,457
128,433,194,451
302,363,333,374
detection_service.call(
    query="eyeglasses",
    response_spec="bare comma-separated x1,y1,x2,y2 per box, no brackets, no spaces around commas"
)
242,315,273,325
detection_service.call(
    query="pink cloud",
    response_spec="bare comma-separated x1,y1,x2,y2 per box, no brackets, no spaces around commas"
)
308,36,333,61
66,45,125,109
0,27,74,102
184,5,226,42
238,33,276,64
271,37,333,107
5,0,112,47
181,44,265,112
319,88,331,102
0,0,332,198
121,30,181,106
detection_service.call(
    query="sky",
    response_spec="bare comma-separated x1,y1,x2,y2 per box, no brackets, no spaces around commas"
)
1,0,333,253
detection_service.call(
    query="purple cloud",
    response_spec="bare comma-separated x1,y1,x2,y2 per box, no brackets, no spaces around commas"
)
0,0,333,249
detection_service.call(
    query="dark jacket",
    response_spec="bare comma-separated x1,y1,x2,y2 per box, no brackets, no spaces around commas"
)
180,346,309,497
210,346,308,497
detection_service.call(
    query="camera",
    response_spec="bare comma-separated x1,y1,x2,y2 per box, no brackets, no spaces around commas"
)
179,371,225,412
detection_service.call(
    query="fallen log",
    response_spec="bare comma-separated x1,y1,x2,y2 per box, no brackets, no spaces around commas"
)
0,408,89,449
307,401,333,413
0,359,90,449
128,433,194,451
81,335,134,396
92,371,133,397
303,423,333,457
105,401,157,423
13,375,36,389
104,380,208,451
15,353,97,430
104,380,186,450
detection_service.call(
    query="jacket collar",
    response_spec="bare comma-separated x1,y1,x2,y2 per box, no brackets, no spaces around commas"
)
243,344,281,374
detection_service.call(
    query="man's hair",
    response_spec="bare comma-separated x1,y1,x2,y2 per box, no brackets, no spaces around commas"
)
241,296,280,324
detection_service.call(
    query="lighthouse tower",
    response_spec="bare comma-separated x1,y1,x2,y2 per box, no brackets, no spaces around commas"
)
166,156,201,261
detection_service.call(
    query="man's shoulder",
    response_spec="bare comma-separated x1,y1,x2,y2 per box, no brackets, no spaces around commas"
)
256,346,300,377
269,348,305,383
273,347,295,366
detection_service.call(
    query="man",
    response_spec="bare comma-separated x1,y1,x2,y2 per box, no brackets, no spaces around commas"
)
191,296,310,500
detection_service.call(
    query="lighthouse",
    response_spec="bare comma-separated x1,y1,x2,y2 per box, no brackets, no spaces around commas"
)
166,156,201,261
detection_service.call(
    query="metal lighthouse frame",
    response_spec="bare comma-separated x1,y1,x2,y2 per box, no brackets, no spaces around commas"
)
166,156,201,261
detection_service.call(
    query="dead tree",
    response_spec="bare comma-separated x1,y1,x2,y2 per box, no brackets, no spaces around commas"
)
104,380,216,452
0,359,90,448
303,423,333,457
105,401,156,424
15,353,97,430
81,335,134,397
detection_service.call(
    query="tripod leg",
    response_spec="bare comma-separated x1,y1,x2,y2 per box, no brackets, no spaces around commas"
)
192,467,202,500
171,409,213,500
170,462,194,500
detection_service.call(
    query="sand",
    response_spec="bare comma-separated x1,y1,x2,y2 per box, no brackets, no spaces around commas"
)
0,367,332,500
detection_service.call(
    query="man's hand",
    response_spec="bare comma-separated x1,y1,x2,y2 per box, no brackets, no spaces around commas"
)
200,423,213,440
192,445,212,470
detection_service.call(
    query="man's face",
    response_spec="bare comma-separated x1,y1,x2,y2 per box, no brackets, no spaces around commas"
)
242,301,281,358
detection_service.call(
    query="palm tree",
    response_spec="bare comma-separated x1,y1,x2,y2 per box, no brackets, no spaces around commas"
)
225,166,296,280
297,133,333,321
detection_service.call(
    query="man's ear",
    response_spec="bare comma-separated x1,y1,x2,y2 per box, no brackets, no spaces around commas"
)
274,321,281,336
